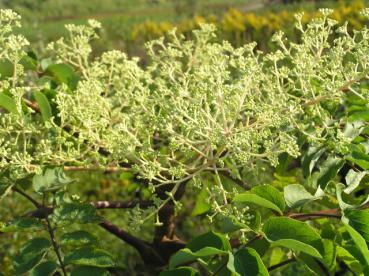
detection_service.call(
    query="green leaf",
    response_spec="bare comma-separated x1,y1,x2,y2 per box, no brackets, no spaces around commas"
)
263,217,321,243
284,184,316,209
316,157,344,190
228,248,269,276
0,59,14,79
70,266,111,276
251,184,285,212
336,184,369,210
160,267,200,276
53,202,102,225
218,215,248,233
0,181,12,199
345,210,369,242
169,247,226,269
13,253,45,275
0,217,43,233
248,210,262,231
40,58,53,71
321,239,336,273
344,121,365,139
30,261,58,276
344,169,367,194
341,219,369,267
336,246,364,275
272,239,322,259
298,254,328,275
20,53,38,71
61,230,98,247
268,247,284,268
191,186,211,216
45,63,79,90
33,91,52,122
349,111,369,122
13,238,51,274
187,231,231,252
0,92,18,114
233,193,283,215
302,147,325,176
263,217,322,258
347,150,369,170
32,167,73,194
20,238,51,255
248,238,270,257
64,247,116,268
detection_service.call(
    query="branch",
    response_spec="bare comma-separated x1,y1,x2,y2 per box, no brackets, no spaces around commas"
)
219,170,251,190
23,200,154,219
288,198,369,221
288,208,342,221
45,217,67,276
63,166,130,173
11,187,66,274
98,220,149,252
304,74,367,106
99,221,165,266
12,186,41,208
92,200,154,209
268,257,296,272
11,190,165,266
23,98,40,113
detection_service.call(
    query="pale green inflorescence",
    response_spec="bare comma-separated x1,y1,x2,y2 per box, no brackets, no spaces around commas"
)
1,9,369,222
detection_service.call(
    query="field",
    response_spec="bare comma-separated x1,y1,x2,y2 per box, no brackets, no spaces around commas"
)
1,0,354,55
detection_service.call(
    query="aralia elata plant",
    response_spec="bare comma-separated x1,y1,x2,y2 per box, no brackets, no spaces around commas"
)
0,7,369,275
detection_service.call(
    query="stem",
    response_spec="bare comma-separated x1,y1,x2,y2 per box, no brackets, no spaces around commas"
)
12,186,40,208
63,166,129,173
98,220,165,266
92,200,154,209
219,170,251,190
45,217,67,276
12,187,66,275
288,208,342,221
268,257,296,272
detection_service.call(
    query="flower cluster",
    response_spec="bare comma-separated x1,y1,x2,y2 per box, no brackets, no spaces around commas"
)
1,8,369,219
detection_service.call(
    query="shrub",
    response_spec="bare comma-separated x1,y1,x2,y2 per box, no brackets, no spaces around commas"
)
1,7,369,275
130,0,369,51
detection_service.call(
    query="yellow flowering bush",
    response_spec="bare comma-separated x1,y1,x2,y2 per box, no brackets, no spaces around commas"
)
130,0,369,51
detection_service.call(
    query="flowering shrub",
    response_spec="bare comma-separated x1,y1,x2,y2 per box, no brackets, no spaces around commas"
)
1,6,369,275
130,0,368,50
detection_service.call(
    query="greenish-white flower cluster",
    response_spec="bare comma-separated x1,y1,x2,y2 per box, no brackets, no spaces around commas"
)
1,9,369,220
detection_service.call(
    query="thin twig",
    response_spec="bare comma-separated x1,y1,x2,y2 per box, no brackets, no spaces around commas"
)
288,208,341,221
63,166,129,173
268,257,296,271
219,170,251,190
12,187,66,275
23,98,40,112
45,217,67,276
304,74,367,106
92,200,154,209
12,186,40,208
